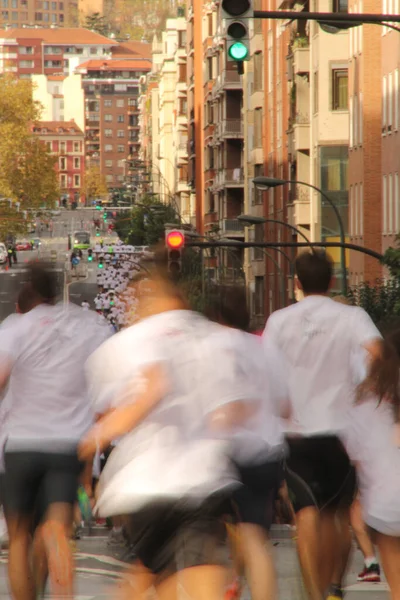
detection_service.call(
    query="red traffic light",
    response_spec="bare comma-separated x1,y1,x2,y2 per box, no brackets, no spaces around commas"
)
166,230,185,249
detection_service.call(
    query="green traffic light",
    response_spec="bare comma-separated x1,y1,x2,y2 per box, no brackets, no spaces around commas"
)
228,42,248,61
96,205,101,210
98,263,103,269
96,232,100,237
88,256,93,262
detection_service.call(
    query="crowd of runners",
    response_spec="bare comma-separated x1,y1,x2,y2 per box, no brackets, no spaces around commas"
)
0,249,400,600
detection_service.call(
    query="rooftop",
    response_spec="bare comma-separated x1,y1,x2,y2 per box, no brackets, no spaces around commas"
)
76,59,151,72
32,119,84,136
112,40,152,60
0,27,116,46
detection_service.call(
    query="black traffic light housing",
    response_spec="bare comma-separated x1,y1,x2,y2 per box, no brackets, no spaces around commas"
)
221,0,252,63
165,230,185,276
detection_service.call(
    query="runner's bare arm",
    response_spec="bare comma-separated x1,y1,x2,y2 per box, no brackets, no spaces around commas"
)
79,363,167,460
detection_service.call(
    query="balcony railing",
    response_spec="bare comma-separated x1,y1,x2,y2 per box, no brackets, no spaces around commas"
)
220,219,245,234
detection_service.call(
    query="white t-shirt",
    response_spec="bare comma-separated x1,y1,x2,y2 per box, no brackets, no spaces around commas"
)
209,328,286,463
263,296,381,436
0,303,112,451
86,310,245,514
344,398,400,534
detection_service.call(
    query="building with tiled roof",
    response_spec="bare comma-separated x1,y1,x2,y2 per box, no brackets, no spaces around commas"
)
0,27,116,78
32,119,85,207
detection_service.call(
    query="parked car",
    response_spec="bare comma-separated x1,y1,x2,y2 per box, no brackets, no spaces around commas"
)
0,243,7,264
15,240,32,251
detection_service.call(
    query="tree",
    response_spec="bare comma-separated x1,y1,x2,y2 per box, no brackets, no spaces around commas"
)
83,12,110,35
115,195,179,246
82,165,108,203
0,201,28,243
0,75,59,232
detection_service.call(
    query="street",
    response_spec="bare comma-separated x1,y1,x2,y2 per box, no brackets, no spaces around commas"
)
0,209,114,321
0,528,389,599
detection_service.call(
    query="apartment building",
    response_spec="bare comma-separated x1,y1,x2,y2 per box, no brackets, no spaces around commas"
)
32,119,85,205
187,0,204,232
0,27,116,78
75,55,151,189
0,0,79,28
348,0,397,285
139,18,192,222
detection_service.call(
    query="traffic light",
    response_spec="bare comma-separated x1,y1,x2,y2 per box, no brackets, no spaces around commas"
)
88,248,93,262
98,258,103,269
165,229,185,275
222,0,252,62
96,227,100,237
96,204,102,211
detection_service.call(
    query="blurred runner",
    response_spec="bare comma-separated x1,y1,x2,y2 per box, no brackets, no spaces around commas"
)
263,251,381,600
80,259,256,600
0,263,112,600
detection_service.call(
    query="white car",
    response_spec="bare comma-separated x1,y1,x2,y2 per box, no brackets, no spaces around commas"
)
0,243,7,264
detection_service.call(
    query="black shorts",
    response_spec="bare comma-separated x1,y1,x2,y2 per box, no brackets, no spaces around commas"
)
3,449,83,518
127,497,229,580
285,435,356,513
233,459,284,530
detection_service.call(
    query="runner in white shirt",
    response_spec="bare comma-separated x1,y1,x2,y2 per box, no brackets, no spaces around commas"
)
263,251,381,600
0,264,112,600
81,300,90,310
79,268,254,600
207,285,287,600
343,328,400,598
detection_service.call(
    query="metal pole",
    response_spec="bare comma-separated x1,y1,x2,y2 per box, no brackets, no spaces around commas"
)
284,179,347,295
253,10,400,26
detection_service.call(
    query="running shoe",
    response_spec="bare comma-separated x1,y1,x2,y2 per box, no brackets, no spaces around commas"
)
326,584,343,600
107,528,126,547
357,563,381,582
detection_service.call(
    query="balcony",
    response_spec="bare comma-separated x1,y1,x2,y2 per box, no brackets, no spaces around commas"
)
291,116,310,152
213,69,242,96
219,218,245,237
216,118,243,139
177,179,190,193
288,186,311,228
293,43,310,77
177,142,188,164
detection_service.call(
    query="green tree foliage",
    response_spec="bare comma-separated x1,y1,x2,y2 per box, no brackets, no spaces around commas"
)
0,75,59,240
83,12,110,35
348,235,400,326
114,196,179,246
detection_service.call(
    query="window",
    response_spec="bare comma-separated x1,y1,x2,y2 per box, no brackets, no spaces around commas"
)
52,12,57,21
320,146,349,239
383,75,387,130
90,47,98,55
117,174,124,182
332,68,348,110
46,141,52,152
117,159,125,168
105,144,113,152
117,144,125,153
254,276,264,316
254,164,264,204
44,46,62,54
313,71,319,113
116,99,124,108
19,46,33,54
19,60,33,68
11,10,17,18
74,174,80,187
34,11,42,18
253,224,264,260
60,174,67,188
359,183,363,236
59,157,66,170
254,109,262,147
51,1,56,7
254,52,263,91
389,173,394,233
389,71,393,131
59,141,66,154
104,129,112,137
1,0,7,6
332,0,348,11
73,141,80,152
104,99,112,107
105,160,112,168
11,0,17,6
359,92,363,144
383,175,387,234
178,63,187,83
128,98,137,107
106,174,113,183
44,60,62,67
117,130,125,138
73,157,80,169
207,57,213,80
178,30,186,48
395,70,399,131
43,0,48,7
105,114,112,122
117,115,124,123
207,12,212,36
179,97,187,115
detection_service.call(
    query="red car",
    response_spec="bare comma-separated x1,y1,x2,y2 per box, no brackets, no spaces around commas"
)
15,240,32,251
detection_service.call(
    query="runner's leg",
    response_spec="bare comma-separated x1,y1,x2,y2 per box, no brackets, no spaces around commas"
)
7,515,36,600
375,533,400,600
41,502,74,598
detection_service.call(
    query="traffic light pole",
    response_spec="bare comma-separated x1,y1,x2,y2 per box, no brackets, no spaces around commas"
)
252,10,400,29
185,240,383,262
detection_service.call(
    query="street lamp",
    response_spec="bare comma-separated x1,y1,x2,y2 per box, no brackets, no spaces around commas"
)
253,177,347,295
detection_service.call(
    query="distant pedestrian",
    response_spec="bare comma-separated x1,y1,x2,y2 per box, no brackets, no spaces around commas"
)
7,247,12,269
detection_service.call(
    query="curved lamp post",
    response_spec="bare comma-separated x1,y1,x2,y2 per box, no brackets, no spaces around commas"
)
253,176,347,295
